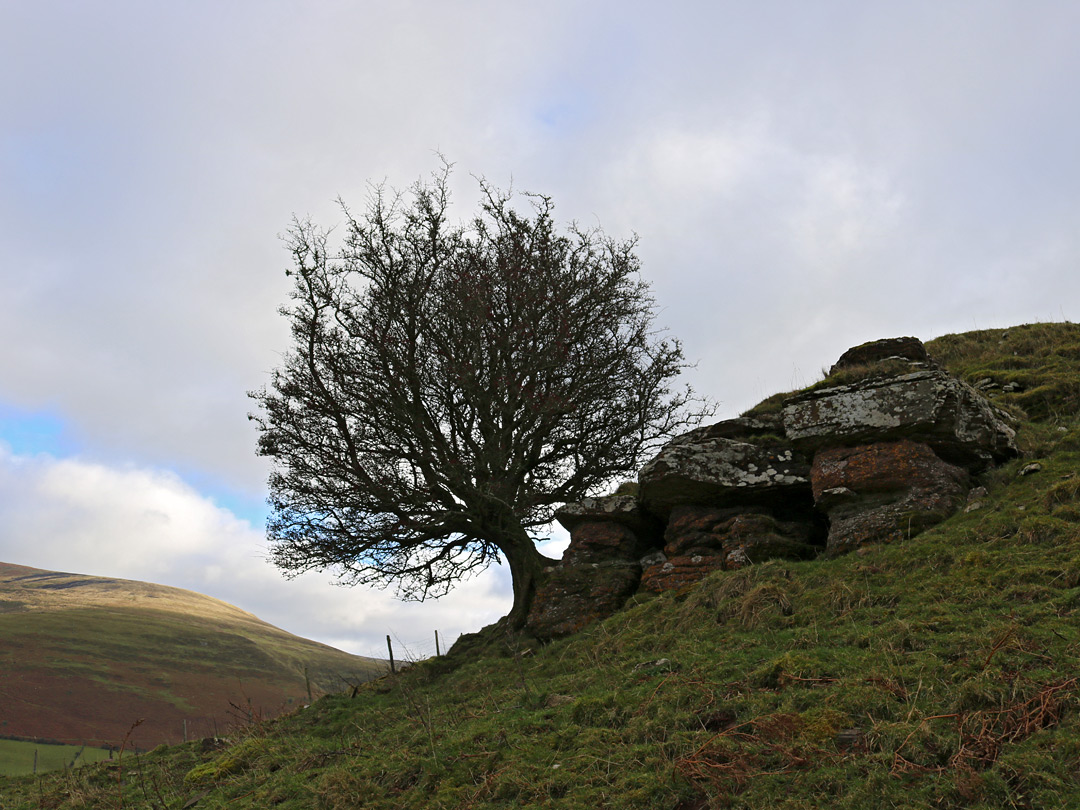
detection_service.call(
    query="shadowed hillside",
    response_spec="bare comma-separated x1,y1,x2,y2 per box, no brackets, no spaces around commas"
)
0,563,387,753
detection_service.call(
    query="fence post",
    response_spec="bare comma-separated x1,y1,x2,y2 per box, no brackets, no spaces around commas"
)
386,635,396,673
435,630,441,657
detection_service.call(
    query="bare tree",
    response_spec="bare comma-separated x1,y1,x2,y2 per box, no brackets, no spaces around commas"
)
249,164,709,628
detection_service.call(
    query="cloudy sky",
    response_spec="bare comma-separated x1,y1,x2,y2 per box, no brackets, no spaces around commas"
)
2,1,1079,659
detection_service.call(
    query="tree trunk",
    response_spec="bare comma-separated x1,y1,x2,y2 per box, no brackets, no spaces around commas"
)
499,531,554,630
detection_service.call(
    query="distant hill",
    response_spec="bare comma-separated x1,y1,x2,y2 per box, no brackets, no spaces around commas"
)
0,562,386,751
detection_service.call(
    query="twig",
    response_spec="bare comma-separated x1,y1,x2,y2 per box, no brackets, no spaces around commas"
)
982,627,1015,670
892,713,959,769
115,718,145,810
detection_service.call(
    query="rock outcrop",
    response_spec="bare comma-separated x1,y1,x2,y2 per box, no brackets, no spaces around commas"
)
525,562,642,639
553,495,658,563
638,505,821,593
526,335,1021,639
781,341,1016,555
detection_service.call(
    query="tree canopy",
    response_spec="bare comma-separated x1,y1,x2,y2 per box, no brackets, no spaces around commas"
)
249,165,709,627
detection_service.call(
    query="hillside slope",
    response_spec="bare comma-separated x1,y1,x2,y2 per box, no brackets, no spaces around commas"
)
0,563,387,751
3,322,1080,809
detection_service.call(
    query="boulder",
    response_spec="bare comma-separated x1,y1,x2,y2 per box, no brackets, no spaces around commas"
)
691,415,786,441
638,420,813,519
663,505,748,555
810,440,969,554
825,495,959,554
525,562,641,639
527,493,662,638
828,336,932,375
811,439,968,500
636,506,820,593
718,524,821,567
782,369,1017,471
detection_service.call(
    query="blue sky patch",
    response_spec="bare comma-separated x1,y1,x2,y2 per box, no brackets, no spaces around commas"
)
0,403,80,458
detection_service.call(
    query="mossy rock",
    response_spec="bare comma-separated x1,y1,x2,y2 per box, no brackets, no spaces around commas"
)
184,737,270,783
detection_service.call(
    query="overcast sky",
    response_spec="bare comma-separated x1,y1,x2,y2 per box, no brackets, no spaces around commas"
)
2,1,1079,659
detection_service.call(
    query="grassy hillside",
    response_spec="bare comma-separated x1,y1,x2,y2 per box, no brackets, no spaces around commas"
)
0,741,112,778
0,564,387,758
3,322,1080,809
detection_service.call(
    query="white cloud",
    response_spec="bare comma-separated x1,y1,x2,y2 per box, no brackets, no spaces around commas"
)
0,444,510,658
5,2,1080,487
788,155,905,272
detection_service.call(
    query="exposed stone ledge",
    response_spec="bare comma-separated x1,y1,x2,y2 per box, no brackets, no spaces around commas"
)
638,422,812,518
782,369,1017,471
554,494,659,536
828,336,933,374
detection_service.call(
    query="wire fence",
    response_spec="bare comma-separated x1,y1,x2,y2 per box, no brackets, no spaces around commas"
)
355,629,460,670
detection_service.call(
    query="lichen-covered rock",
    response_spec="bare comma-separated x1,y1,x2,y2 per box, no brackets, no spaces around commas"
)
525,562,641,639
782,369,1017,470
554,494,661,566
638,420,812,518
811,440,969,554
640,554,726,593
554,494,657,535
693,415,786,441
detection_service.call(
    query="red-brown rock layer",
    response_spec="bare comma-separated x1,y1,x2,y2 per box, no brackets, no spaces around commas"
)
810,440,968,554
526,563,641,639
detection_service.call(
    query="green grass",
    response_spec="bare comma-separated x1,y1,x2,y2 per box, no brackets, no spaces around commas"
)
927,322,1080,422
0,740,113,777
3,321,1080,808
